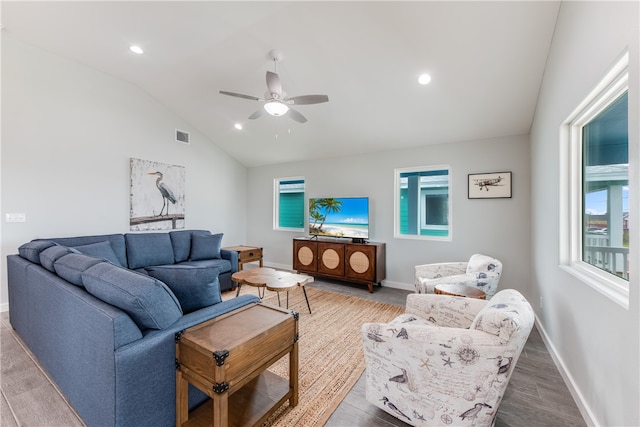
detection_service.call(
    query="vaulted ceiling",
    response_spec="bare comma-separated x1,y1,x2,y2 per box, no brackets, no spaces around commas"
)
1,1,560,167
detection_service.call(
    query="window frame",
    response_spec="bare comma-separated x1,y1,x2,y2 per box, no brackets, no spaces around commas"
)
273,177,305,232
394,164,452,241
559,51,629,308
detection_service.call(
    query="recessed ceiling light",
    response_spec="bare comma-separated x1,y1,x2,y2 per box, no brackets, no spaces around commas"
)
418,73,432,85
129,45,144,55
234,123,243,130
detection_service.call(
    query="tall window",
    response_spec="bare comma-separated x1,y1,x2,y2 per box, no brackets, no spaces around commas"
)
582,92,628,279
395,165,451,240
560,51,629,307
274,178,305,231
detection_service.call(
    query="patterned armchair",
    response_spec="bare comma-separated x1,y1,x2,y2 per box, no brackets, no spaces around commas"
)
361,289,534,427
415,254,502,299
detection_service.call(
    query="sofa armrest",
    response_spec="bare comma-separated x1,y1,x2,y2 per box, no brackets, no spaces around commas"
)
220,249,238,273
405,293,487,328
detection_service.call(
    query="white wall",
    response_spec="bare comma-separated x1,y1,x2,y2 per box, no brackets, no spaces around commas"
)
530,2,639,426
0,36,248,311
246,134,531,294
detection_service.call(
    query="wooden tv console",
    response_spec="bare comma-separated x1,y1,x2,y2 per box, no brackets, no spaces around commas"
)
292,238,385,293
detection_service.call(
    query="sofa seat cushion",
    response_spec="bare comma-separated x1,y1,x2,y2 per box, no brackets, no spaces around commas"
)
178,258,232,274
39,245,75,272
145,264,222,313
82,262,182,330
190,233,223,261
18,240,56,264
169,230,211,263
54,253,104,286
71,241,123,266
125,233,175,269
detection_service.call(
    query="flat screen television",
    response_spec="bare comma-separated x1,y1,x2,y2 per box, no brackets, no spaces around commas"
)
308,197,369,241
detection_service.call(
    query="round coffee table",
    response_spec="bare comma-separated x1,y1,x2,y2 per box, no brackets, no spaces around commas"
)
434,284,486,299
232,267,313,313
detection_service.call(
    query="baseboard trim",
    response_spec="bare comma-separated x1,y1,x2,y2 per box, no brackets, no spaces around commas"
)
534,315,598,427
0,302,8,313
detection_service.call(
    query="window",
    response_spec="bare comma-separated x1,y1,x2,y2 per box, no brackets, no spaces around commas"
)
395,165,451,240
274,178,305,231
560,51,629,307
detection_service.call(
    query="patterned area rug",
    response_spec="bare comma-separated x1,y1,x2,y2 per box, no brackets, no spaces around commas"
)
223,284,404,427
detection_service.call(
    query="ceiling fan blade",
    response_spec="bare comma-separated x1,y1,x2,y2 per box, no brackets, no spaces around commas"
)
248,108,265,120
219,90,262,101
288,108,307,123
285,94,329,105
266,71,283,97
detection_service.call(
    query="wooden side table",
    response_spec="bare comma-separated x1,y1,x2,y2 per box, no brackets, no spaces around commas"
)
222,245,263,270
175,303,298,427
434,284,486,299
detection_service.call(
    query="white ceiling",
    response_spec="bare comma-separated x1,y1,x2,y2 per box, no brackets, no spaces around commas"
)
1,1,560,167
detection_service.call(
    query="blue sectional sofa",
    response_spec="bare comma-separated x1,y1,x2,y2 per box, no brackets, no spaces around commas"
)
6,230,260,427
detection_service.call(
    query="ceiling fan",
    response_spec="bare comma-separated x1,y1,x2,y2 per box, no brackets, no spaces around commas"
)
220,50,329,124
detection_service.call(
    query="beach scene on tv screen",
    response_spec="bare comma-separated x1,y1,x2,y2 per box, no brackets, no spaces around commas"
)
309,197,369,238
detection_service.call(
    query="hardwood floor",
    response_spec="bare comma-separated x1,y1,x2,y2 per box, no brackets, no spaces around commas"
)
0,279,585,427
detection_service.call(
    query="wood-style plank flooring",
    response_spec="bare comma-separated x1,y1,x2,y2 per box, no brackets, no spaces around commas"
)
0,279,586,426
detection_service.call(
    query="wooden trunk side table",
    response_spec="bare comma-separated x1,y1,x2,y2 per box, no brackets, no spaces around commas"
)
222,245,263,271
175,303,298,427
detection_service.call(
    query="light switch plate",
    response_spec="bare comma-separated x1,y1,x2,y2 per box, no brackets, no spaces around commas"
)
6,213,26,223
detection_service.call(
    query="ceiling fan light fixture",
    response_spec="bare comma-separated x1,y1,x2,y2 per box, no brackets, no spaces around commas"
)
264,100,289,116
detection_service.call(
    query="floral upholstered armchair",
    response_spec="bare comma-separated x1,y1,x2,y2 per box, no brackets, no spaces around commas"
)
415,254,502,299
361,289,534,427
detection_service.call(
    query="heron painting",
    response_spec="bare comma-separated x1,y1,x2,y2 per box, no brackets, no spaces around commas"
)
130,158,185,231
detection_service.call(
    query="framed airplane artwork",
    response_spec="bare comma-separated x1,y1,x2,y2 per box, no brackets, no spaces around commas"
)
468,172,512,199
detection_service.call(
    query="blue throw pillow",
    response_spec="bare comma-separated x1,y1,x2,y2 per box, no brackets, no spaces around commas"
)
82,262,182,330
71,241,122,266
39,245,75,272
125,233,175,269
145,264,222,313
169,230,211,263
190,233,223,261
18,240,56,264
54,253,103,286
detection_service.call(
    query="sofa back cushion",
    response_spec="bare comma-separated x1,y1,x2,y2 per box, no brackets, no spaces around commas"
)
169,230,211,263
41,234,128,268
145,264,222,313
18,240,56,264
71,241,123,266
39,245,75,272
54,253,103,286
82,262,182,330
125,233,175,269
190,233,223,261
